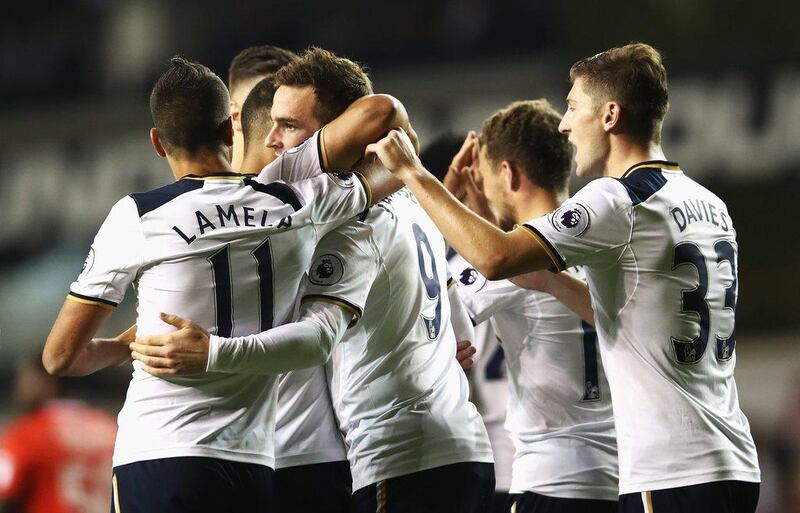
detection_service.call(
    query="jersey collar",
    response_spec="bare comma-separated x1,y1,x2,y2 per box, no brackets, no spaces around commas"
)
621,160,681,179
181,172,256,181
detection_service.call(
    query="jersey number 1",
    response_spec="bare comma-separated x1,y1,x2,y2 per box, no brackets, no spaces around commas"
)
208,238,274,337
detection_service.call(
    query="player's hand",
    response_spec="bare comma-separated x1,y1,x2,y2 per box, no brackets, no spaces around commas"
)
509,270,553,293
407,123,421,155
456,340,477,370
443,132,478,201
130,313,210,377
365,128,423,180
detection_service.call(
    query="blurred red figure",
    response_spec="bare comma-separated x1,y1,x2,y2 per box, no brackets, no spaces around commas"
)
0,356,116,513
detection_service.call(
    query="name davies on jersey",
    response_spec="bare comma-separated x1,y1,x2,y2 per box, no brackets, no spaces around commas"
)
171,203,293,245
669,197,731,233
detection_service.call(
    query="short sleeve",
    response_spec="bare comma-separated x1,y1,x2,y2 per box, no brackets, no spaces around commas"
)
256,128,327,184
291,173,370,239
300,221,379,325
523,178,632,271
448,255,529,324
68,196,144,309
0,428,28,500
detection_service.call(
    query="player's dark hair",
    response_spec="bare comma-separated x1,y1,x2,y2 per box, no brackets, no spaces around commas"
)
479,100,572,194
228,45,298,91
569,42,669,145
149,56,231,155
241,76,278,154
420,132,468,183
274,47,373,124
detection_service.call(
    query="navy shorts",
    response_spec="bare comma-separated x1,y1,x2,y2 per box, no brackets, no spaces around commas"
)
111,456,274,513
352,461,495,513
273,460,352,513
507,491,617,513
619,480,759,513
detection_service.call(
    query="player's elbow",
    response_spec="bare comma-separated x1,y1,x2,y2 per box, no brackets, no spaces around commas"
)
474,254,516,281
42,346,72,376
360,94,403,135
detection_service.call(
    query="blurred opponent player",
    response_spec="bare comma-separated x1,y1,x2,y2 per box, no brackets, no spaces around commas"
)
369,43,761,513
227,45,297,169
0,356,116,513
41,56,407,512
448,101,618,513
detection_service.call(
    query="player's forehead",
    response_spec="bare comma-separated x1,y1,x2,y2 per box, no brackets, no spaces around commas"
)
566,77,590,104
272,85,316,117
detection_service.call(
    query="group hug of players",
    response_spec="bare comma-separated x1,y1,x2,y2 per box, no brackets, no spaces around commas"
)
40,41,761,513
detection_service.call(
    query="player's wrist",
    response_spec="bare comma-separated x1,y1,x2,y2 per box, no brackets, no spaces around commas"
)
396,161,428,184
206,335,223,372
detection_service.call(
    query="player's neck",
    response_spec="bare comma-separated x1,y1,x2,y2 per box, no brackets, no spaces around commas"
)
512,187,564,224
239,153,268,175
167,151,236,180
604,137,666,179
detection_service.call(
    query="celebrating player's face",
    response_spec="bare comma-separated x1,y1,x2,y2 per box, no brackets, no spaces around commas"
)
559,77,609,177
266,85,322,155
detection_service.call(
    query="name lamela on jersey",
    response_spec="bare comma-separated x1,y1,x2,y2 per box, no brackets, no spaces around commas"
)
172,203,293,245
669,197,730,233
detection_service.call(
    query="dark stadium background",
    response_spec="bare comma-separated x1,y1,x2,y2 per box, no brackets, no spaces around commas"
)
1,1,798,511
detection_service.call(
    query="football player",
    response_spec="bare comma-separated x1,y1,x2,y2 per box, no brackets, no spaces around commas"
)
447,101,618,513
367,43,761,513
42,55,409,512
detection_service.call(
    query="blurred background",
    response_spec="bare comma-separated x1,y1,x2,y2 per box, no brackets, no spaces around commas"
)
1,0,798,511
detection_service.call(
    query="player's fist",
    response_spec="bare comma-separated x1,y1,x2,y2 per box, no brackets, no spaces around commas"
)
365,128,422,179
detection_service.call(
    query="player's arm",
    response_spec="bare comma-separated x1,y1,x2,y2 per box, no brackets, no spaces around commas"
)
42,301,134,376
132,222,378,377
130,303,352,377
43,197,142,376
321,94,414,204
448,280,477,369
367,129,557,279
322,94,414,172
510,270,595,326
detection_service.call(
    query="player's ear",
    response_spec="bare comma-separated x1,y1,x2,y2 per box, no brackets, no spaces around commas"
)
150,128,167,158
602,101,622,133
231,101,243,133
504,161,524,192
222,117,234,147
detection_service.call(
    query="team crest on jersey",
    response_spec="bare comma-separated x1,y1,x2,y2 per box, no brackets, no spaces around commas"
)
458,267,486,291
79,248,95,277
551,203,590,236
326,172,356,189
309,254,345,286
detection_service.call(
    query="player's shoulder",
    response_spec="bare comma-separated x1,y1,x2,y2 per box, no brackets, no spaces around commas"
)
614,160,683,207
573,176,631,205
128,178,205,218
257,129,323,183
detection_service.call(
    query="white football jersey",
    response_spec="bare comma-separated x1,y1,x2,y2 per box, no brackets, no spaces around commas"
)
69,130,367,469
452,258,618,499
302,190,494,492
448,254,514,492
262,134,350,468
525,161,760,494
